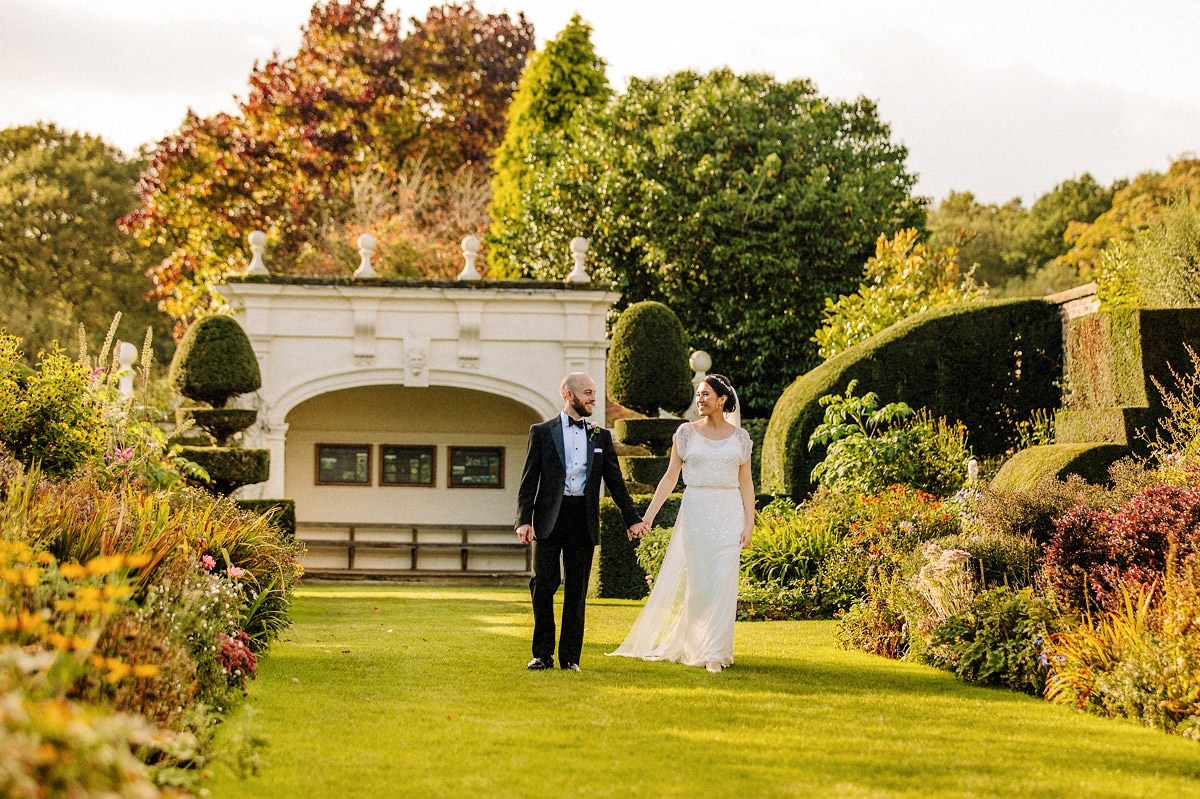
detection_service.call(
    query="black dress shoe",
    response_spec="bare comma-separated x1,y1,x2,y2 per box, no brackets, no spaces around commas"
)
526,657,553,670
561,662,581,672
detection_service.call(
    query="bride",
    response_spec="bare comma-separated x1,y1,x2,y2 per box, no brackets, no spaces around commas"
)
608,373,755,673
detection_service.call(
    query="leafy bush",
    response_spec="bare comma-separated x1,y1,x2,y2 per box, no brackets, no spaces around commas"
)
1045,564,1200,739
607,301,692,417
834,573,910,659
736,576,823,621
177,407,258,445
742,497,841,586
1042,502,1115,611
763,298,1063,498
1095,198,1200,311
926,587,1063,695
809,381,970,497
814,228,985,360
168,315,261,408
974,475,1111,547
0,335,105,478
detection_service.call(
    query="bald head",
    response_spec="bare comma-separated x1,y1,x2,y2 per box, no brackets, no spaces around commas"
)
560,372,597,418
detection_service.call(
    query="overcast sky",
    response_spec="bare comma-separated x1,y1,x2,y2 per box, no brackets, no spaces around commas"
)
3,0,1198,205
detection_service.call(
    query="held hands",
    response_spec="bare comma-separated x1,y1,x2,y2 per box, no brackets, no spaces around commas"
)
626,520,650,541
516,524,534,545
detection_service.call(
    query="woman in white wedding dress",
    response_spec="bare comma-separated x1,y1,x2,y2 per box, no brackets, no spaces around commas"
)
608,374,755,673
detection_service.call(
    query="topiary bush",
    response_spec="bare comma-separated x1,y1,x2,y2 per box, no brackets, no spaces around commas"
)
169,315,261,408
764,299,1062,498
177,447,269,496
989,443,1130,493
176,407,258,445
607,301,692,417
614,418,681,455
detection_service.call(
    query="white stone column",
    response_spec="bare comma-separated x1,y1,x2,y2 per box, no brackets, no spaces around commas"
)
262,422,290,499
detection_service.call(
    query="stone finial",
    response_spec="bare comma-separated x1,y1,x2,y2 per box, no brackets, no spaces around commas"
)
245,230,269,276
685,350,712,421
566,237,591,283
354,233,378,279
117,341,138,397
967,458,980,486
458,235,482,281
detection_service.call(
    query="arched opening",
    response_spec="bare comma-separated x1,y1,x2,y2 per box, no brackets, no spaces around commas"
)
285,384,542,575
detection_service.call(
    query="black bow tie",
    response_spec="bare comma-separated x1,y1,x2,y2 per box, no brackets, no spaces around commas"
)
568,417,586,429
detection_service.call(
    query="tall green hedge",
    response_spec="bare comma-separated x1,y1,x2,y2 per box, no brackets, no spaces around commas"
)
990,443,1129,493
593,494,682,599
169,315,261,408
762,299,1063,498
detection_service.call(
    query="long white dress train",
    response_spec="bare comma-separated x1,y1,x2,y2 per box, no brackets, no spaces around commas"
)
608,422,752,667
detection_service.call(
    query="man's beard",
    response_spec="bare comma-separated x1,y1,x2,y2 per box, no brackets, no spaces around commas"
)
571,398,591,417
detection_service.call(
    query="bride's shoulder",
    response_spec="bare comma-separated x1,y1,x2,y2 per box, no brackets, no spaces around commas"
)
674,421,694,439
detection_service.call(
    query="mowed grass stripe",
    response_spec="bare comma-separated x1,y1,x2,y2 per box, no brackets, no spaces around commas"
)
210,585,1200,798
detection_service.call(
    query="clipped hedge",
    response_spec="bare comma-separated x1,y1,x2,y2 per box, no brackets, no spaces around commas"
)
763,299,1063,498
989,443,1129,493
179,446,270,495
176,407,258,445
593,493,682,599
235,498,296,539
1058,308,1200,453
169,315,261,407
614,417,682,454
618,456,677,491
607,301,692,417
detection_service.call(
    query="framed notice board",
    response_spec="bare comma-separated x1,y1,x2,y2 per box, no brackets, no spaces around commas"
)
380,445,436,487
316,443,371,485
448,446,504,488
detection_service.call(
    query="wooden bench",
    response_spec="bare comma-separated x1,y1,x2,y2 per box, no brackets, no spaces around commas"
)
297,522,530,573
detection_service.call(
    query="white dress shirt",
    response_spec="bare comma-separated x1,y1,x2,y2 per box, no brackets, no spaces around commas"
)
560,412,588,496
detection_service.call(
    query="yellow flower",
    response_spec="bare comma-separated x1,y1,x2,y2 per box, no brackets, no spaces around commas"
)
104,660,131,683
34,551,56,565
59,562,88,579
71,635,93,651
46,633,71,651
124,553,151,568
78,586,102,602
132,663,160,678
0,568,19,584
85,555,124,576
0,614,17,632
19,568,40,587
101,584,131,599
53,599,76,613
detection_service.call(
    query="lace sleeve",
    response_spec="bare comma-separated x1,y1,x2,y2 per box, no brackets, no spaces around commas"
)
672,422,690,461
738,427,753,464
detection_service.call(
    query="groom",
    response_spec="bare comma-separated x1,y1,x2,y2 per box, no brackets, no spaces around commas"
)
515,372,646,671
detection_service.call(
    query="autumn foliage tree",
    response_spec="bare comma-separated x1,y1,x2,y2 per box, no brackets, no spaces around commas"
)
121,1,533,334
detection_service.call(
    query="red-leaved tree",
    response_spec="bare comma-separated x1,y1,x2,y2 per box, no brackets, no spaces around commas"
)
121,1,533,335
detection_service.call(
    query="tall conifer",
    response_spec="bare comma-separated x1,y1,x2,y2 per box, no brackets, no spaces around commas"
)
486,15,610,277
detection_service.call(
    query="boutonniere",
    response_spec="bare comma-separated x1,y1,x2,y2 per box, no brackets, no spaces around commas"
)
585,421,599,442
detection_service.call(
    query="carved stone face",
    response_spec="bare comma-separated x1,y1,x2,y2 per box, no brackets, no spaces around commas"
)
407,347,427,376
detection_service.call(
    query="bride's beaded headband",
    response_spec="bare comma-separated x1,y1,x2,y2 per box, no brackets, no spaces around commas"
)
705,375,733,394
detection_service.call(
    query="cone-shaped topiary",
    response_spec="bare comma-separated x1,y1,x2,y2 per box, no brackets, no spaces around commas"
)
607,301,692,417
169,315,261,408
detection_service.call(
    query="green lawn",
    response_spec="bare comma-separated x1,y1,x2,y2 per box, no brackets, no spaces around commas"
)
210,585,1200,798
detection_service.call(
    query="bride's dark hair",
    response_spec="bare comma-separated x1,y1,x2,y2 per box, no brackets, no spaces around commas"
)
703,373,737,414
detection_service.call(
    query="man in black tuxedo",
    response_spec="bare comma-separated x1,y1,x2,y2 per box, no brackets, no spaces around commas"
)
516,372,646,671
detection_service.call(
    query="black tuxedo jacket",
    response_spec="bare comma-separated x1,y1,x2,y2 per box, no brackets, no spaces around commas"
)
515,416,641,544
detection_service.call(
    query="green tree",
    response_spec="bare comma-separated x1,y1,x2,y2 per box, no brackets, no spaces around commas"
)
813,228,985,360
121,1,534,334
0,124,171,362
1009,173,1115,271
507,70,924,415
486,15,610,277
1096,198,1200,309
1056,157,1200,277
926,191,1024,289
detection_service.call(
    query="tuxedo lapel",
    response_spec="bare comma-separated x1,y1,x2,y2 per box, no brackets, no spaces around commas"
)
549,417,566,467
584,423,595,478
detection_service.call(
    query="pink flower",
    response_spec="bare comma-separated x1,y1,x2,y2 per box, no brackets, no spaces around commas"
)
228,566,247,579
201,555,216,571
